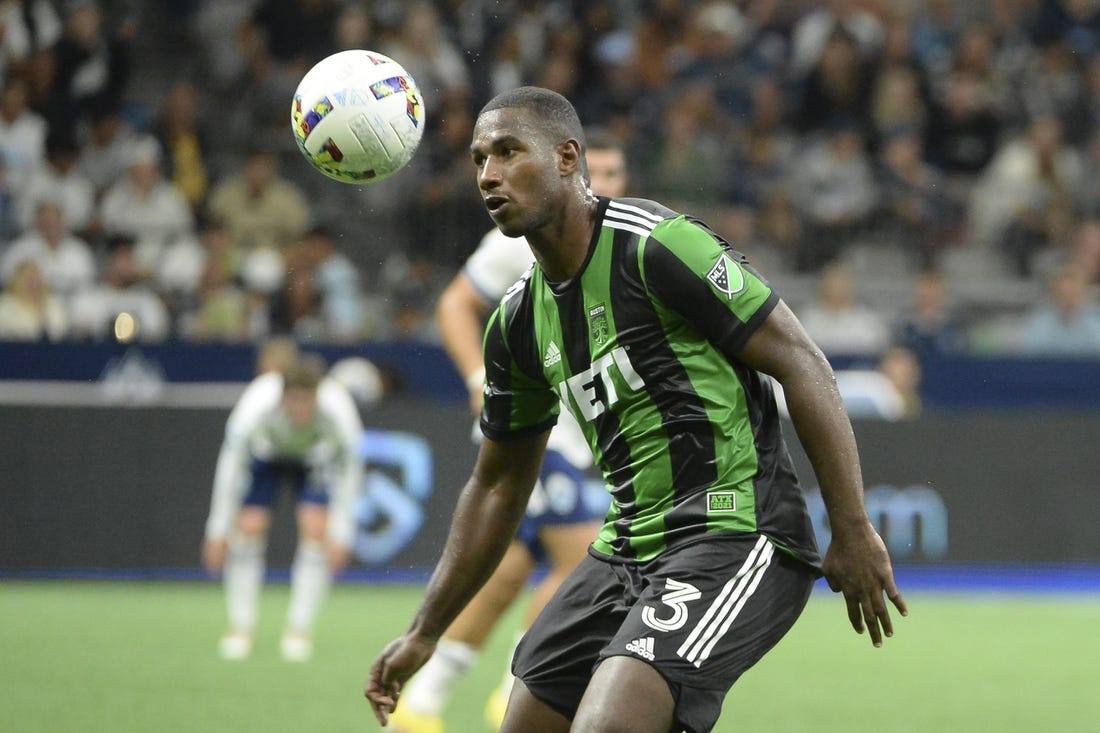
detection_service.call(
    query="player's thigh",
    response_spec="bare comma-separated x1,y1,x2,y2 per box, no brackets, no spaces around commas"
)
296,501,329,542
572,655,676,733
501,678,571,733
236,505,273,536
601,535,815,733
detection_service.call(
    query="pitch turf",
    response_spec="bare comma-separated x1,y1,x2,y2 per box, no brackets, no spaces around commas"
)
1,579,1097,732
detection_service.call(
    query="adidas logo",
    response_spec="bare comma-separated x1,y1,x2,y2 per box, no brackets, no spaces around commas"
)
543,341,562,367
625,637,655,661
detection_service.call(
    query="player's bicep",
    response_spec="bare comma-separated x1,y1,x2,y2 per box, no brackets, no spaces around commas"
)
737,300,829,384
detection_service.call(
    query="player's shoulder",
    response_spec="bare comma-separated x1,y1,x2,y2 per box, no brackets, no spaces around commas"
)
602,197,682,234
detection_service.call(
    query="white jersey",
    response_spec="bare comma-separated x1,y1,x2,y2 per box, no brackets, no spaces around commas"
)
464,228,593,469
204,372,365,547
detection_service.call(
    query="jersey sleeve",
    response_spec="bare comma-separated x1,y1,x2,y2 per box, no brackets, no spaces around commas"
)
640,216,778,356
317,378,366,548
479,294,559,442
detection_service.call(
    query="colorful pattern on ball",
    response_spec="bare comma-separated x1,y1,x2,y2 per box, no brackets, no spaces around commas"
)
369,76,423,128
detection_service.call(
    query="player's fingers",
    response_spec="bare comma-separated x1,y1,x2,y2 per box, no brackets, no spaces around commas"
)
845,594,864,634
888,584,909,617
862,597,884,647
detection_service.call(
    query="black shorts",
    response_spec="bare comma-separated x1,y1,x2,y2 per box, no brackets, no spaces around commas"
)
512,533,815,733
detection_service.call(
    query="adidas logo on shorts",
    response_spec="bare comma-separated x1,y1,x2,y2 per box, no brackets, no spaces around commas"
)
625,637,655,661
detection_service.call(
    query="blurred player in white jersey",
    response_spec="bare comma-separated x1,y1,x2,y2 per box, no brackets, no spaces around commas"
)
388,129,628,733
202,342,364,662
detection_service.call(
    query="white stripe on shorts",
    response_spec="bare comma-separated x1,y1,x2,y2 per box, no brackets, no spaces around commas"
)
676,535,775,667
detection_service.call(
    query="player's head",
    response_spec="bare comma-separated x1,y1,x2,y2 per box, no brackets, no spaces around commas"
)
256,336,300,375
471,86,587,237
583,126,628,198
281,353,325,426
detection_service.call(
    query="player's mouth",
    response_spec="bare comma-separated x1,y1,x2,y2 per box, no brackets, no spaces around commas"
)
485,195,509,215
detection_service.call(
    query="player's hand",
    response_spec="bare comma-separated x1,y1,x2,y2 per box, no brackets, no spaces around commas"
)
365,634,437,726
821,523,908,647
202,538,228,575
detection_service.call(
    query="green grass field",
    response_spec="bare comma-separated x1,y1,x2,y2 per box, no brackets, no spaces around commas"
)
2,580,1097,732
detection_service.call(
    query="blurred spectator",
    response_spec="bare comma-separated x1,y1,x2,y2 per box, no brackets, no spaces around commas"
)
68,236,170,343
0,0,62,80
50,0,134,118
790,24,876,138
180,245,251,343
298,227,364,343
1015,38,1090,146
99,136,195,278
0,259,69,341
789,119,878,272
0,73,48,238
875,125,954,267
875,345,923,419
797,262,891,357
632,0,689,91
76,94,138,197
17,129,95,236
1071,218,1100,284
788,0,885,80
969,115,1082,276
151,80,210,213
156,220,242,322
922,69,1003,180
640,83,728,212
376,0,470,102
409,95,484,270
207,147,310,252
1017,264,1100,357
869,64,930,152
267,247,325,343
910,0,965,79
894,269,968,356
239,0,340,77
0,199,95,297
1073,126,1100,220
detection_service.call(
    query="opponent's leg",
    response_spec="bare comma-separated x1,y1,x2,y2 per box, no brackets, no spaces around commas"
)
485,521,597,727
283,502,330,661
220,506,271,659
571,656,676,733
391,541,534,733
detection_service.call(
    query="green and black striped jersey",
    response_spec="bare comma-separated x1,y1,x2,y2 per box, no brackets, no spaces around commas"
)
480,197,821,569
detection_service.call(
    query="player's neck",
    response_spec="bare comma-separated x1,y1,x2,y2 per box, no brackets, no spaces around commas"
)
528,192,599,283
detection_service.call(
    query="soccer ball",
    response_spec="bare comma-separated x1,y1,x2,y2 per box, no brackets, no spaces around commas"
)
291,50,425,184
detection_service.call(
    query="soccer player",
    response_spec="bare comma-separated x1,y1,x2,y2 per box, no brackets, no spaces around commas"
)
367,87,907,733
202,348,363,662
387,130,629,733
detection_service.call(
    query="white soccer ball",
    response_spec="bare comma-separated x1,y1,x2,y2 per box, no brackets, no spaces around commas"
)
291,49,425,184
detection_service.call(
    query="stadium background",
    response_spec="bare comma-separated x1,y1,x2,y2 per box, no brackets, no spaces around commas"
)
1,1,1098,732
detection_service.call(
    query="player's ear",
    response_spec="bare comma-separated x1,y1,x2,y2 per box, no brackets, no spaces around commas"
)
558,138,583,177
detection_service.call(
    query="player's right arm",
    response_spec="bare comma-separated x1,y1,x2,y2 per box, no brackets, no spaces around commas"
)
365,429,549,725
435,271,492,413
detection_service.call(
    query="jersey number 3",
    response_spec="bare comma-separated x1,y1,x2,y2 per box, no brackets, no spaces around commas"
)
641,578,702,632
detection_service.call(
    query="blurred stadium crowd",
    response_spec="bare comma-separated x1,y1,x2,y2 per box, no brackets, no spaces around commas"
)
2,0,1100,360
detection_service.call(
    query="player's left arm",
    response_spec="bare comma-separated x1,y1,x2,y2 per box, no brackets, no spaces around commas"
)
320,378,366,571
738,302,908,646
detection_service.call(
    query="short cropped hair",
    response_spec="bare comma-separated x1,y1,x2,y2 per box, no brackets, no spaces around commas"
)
282,353,326,392
479,86,586,150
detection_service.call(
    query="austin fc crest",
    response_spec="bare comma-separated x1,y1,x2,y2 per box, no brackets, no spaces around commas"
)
589,303,609,345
